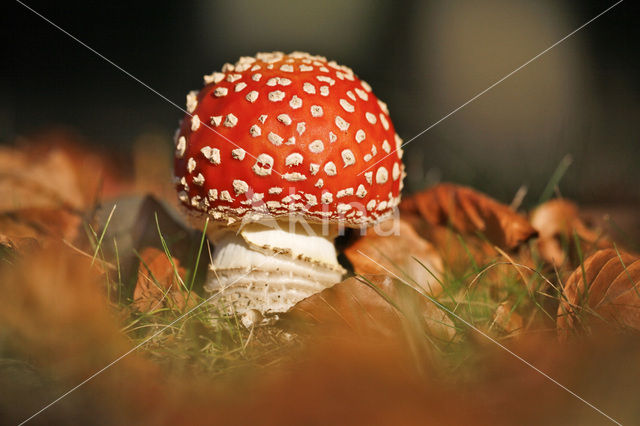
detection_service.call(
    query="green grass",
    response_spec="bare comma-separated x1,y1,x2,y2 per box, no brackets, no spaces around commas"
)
78,200,627,379
538,154,573,204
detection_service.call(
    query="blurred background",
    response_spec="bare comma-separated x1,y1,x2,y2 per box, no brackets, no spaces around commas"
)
2,0,638,207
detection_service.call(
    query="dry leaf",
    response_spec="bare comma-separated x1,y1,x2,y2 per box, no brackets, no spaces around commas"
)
400,183,537,250
0,243,174,423
0,243,130,375
0,233,39,256
557,248,640,338
0,145,83,213
284,275,456,342
0,134,126,244
492,301,524,335
580,203,640,245
344,219,443,296
0,145,83,242
93,195,203,300
0,207,81,245
531,199,610,268
423,224,498,276
133,247,192,312
17,130,128,205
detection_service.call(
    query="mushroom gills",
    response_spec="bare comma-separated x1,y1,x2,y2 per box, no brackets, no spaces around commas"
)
206,223,345,315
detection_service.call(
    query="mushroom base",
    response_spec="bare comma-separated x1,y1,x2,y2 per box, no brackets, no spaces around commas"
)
205,222,346,315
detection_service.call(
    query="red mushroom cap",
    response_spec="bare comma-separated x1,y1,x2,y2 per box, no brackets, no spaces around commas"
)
174,51,405,227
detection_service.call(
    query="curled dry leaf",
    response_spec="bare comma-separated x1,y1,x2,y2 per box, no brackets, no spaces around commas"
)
0,145,84,242
0,132,129,245
0,144,83,212
400,183,537,250
284,275,456,342
557,249,640,338
133,247,193,312
0,234,39,259
0,137,121,244
17,130,128,205
344,219,443,297
531,199,610,268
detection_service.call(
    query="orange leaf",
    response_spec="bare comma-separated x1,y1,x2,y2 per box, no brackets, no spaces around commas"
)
557,248,640,338
0,133,127,245
344,219,443,296
284,275,455,342
492,301,524,335
530,199,610,268
18,130,128,206
400,183,537,250
133,247,191,312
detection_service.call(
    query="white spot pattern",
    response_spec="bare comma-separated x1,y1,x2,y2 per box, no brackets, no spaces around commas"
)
268,90,285,102
201,146,221,165
310,105,323,117
341,149,355,167
223,113,238,128
249,125,261,137
308,140,324,153
285,153,303,166
246,91,259,103
231,148,246,160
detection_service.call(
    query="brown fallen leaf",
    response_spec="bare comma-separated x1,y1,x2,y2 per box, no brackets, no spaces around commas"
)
344,219,443,296
284,275,456,343
0,207,81,246
491,301,524,336
531,199,611,268
0,144,83,213
400,183,537,250
93,195,204,301
0,233,39,255
133,247,192,312
422,224,498,276
0,144,83,242
557,248,640,339
17,130,128,206
0,133,127,244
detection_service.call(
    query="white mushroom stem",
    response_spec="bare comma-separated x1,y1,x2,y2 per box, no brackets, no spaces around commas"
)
206,221,345,315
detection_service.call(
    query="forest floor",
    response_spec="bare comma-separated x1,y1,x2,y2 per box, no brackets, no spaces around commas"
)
1,131,639,425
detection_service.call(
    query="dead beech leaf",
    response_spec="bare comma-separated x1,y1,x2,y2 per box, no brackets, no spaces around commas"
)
0,208,81,244
284,275,456,342
0,138,119,243
344,219,443,296
400,183,537,250
94,195,203,300
557,249,640,338
133,247,192,312
0,145,83,213
492,301,524,335
531,199,610,268
424,224,497,276
0,242,131,377
17,130,128,206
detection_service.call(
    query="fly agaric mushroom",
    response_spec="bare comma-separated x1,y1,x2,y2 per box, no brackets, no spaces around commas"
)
174,51,405,315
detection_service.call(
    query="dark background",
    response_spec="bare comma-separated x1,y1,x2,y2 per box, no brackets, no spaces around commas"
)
2,0,638,206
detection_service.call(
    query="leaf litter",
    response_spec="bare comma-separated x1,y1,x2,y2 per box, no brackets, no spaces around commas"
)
0,134,639,424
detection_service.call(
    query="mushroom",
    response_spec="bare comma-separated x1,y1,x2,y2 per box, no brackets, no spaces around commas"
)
173,51,405,315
